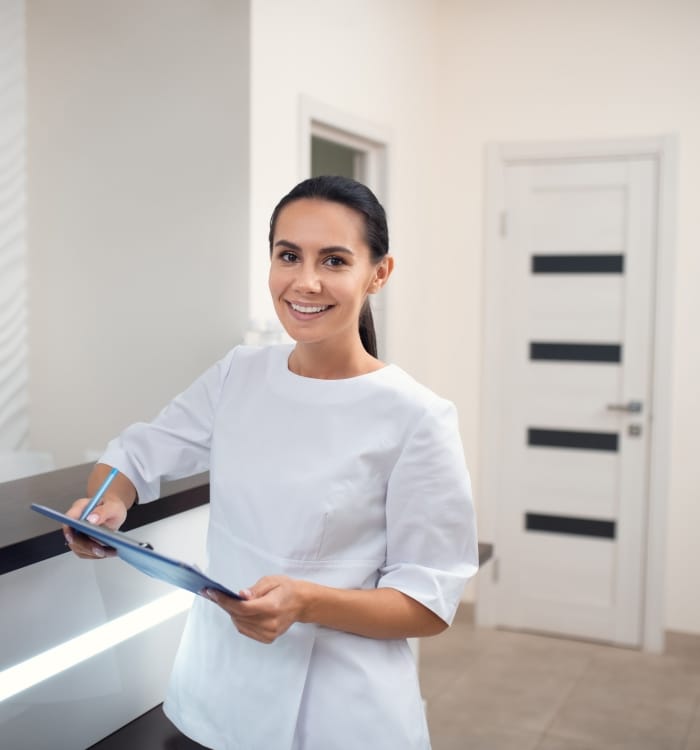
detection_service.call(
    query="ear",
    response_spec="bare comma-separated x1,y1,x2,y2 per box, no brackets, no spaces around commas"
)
368,255,394,294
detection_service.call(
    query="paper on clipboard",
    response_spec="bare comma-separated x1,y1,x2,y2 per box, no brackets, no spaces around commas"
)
30,503,242,599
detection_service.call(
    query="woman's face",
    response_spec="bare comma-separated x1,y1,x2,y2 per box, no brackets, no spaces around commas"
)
269,198,390,349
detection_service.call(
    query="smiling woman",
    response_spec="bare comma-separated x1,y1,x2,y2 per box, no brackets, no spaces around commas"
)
268,196,393,378
269,176,393,367
62,176,478,750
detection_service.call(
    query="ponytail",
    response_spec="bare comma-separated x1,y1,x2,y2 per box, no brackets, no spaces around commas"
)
359,299,377,358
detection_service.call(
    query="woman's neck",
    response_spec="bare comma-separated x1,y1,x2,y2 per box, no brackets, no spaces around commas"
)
288,341,384,380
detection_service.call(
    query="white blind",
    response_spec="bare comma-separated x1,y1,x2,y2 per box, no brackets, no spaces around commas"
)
0,0,28,450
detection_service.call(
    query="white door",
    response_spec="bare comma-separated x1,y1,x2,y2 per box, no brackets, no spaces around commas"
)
490,156,657,646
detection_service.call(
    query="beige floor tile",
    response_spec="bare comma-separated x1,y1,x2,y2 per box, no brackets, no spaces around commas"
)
548,684,691,749
424,621,593,734
668,631,700,664
536,736,601,750
536,734,622,750
429,720,541,750
426,659,581,734
419,606,700,750
557,646,700,715
685,702,700,750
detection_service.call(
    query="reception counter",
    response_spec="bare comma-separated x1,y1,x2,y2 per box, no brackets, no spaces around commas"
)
0,464,492,750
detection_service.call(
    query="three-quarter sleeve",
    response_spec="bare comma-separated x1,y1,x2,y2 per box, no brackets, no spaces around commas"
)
99,348,236,503
377,398,478,625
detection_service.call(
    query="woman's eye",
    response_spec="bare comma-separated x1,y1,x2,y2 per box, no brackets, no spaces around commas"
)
279,251,298,263
323,256,345,267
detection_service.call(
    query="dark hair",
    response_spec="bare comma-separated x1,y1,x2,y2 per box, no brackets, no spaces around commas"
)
269,175,389,358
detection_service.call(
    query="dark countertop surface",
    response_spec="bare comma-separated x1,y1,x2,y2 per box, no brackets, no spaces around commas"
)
0,464,209,574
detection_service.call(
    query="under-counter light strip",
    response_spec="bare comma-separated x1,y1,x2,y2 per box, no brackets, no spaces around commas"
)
0,590,194,703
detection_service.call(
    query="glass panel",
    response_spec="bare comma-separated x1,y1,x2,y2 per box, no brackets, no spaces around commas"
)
532,254,624,273
525,512,616,539
528,428,619,452
529,342,622,363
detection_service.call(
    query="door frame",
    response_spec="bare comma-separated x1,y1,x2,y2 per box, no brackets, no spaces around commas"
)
477,136,678,652
298,95,390,198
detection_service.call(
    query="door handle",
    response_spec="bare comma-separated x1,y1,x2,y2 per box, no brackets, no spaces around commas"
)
606,400,643,414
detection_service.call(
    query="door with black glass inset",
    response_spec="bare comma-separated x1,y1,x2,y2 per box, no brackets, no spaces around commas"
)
492,157,656,646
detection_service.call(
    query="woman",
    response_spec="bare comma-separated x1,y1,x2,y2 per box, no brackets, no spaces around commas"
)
65,176,478,749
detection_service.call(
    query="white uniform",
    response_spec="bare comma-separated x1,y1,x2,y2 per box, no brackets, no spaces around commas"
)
101,344,478,750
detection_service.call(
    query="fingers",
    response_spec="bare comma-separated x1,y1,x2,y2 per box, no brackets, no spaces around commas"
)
66,494,127,529
203,577,282,611
64,497,91,521
247,576,283,599
62,498,92,557
65,538,117,560
63,524,117,559
63,526,116,559
203,588,244,613
63,496,124,559
203,590,280,644
204,576,301,644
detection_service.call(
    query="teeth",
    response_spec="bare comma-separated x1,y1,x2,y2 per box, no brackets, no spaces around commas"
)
290,303,329,314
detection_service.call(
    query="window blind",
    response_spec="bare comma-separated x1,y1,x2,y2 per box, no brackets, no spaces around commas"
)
0,0,29,450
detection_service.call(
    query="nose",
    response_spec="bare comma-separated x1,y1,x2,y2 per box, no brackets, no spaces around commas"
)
293,261,322,294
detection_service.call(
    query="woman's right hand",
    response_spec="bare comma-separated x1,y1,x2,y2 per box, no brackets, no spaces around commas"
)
63,495,129,560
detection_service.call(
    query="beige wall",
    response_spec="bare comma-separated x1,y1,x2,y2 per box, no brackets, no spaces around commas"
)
26,0,251,467
430,0,700,633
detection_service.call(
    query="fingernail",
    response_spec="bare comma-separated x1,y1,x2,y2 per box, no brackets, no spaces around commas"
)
87,513,99,523
240,588,253,599
65,531,73,544
205,589,217,601
92,546,105,558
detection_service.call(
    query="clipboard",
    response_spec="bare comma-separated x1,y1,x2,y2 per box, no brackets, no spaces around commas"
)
31,503,242,599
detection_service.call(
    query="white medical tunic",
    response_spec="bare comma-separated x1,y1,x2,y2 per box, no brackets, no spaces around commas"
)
101,344,478,750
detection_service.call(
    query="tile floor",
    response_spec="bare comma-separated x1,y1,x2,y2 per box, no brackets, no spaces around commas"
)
420,605,700,750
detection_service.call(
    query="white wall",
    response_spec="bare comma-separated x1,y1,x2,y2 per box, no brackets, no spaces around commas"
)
26,0,251,468
431,0,700,633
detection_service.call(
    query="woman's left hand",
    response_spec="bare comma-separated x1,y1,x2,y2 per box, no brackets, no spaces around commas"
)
204,575,308,644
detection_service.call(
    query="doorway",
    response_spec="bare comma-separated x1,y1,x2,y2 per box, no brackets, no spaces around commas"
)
311,137,364,181
478,137,677,651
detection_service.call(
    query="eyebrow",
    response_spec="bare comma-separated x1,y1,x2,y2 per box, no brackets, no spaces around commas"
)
274,240,354,256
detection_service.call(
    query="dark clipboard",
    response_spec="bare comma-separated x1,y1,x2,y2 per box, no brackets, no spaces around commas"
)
31,503,241,599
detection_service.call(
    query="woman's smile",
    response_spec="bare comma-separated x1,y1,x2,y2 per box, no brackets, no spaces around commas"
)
286,301,333,319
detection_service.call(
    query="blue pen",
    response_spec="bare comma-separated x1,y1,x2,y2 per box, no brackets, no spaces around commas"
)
80,467,119,520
